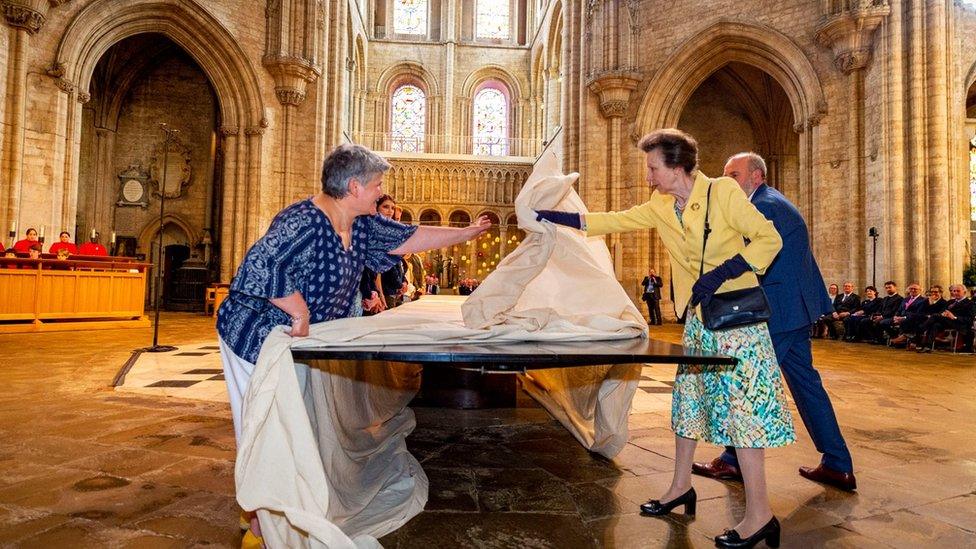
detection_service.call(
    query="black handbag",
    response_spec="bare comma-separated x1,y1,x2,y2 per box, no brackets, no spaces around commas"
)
697,182,772,331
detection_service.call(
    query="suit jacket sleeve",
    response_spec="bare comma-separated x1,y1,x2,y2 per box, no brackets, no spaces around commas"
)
956,299,975,325
712,179,781,273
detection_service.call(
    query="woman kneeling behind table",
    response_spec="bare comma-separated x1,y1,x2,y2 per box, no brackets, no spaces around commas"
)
537,128,794,549
216,144,490,546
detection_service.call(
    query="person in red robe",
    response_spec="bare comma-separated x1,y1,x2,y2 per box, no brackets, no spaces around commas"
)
79,233,108,256
48,231,78,255
12,228,39,253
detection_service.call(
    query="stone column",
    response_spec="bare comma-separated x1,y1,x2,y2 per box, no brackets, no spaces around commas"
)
0,2,43,237
60,87,87,233
91,127,116,234
444,0,457,152
244,125,266,252
907,0,927,283
885,0,908,285
925,0,951,285
816,3,889,286
587,71,640,282
218,126,239,282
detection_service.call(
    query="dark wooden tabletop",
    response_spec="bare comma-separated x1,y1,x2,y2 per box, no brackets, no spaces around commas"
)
291,337,736,372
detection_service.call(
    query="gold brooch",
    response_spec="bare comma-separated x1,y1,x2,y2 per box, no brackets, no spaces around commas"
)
690,203,701,211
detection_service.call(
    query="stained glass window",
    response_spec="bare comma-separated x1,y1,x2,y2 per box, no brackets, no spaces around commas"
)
394,0,427,35
476,0,510,40
969,135,976,221
472,88,508,156
391,84,425,153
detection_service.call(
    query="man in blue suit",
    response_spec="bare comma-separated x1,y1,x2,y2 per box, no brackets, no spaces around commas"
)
692,152,856,491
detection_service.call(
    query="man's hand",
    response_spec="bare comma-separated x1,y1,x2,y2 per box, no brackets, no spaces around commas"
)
943,310,956,320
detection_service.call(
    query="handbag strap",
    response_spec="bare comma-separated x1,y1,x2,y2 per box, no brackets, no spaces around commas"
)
698,181,713,279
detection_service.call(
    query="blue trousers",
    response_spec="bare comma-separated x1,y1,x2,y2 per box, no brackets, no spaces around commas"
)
720,325,854,473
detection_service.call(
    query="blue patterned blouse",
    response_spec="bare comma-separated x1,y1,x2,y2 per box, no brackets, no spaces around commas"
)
216,199,417,363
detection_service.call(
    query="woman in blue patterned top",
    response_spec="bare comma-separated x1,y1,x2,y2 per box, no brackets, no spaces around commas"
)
217,144,490,445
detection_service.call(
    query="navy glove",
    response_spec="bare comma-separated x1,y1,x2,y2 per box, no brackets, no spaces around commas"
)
690,254,752,307
535,210,582,229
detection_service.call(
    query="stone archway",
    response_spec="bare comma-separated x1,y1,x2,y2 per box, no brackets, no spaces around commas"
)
676,62,799,197
635,20,826,225
137,214,195,309
636,21,826,131
48,0,267,282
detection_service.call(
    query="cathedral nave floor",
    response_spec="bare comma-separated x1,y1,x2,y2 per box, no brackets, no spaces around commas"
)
0,314,973,547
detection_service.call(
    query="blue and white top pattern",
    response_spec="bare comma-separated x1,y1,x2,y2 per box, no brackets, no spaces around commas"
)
217,199,417,363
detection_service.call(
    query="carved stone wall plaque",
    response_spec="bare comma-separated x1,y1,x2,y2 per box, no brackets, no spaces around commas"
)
116,165,150,208
149,137,192,199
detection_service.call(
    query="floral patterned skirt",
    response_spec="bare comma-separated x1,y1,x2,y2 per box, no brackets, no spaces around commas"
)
671,313,796,448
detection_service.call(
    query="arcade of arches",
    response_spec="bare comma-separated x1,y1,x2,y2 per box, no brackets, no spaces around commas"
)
1,0,975,313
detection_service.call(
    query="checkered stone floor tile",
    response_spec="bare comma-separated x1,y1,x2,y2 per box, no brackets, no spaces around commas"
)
114,342,228,402
631,363,677,414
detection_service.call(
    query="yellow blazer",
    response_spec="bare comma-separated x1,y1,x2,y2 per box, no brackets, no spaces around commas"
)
585,172,782,317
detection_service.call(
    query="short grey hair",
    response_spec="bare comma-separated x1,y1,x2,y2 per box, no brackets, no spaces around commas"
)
320,144,391,198
728,152,767,179
949,283,966,292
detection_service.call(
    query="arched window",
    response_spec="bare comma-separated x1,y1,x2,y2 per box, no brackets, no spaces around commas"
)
476,0,510,39
472,87,508,156
391,84,426,152
393,0,427,35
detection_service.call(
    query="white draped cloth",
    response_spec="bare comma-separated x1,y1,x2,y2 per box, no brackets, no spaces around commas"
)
235,149,647,547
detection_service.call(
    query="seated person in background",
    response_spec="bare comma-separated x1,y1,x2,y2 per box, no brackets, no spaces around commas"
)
890,285,948,346
814,283,840,337
12,227,39,253
48,231,77,255
827,281,860,339
843,286,881,341
915,284,974,352
879,283,924,342
425,275,439,295
27,243,42,259
860,281,903,343
79,233,108,256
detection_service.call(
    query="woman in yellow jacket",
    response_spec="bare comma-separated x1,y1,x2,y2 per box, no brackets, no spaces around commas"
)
538,129,794,549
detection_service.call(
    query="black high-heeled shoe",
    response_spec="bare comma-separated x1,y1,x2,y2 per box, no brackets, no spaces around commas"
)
714,516,780,548
639,487,696,516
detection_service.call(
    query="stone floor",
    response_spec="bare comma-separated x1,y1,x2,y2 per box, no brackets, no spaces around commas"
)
0,313,974,548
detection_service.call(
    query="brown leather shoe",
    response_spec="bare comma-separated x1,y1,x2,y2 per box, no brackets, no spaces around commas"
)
799,464,857,491
691,457,743,481
889,334,908,346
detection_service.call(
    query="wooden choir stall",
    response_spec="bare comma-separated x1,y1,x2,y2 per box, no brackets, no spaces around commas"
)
0,253,150,333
